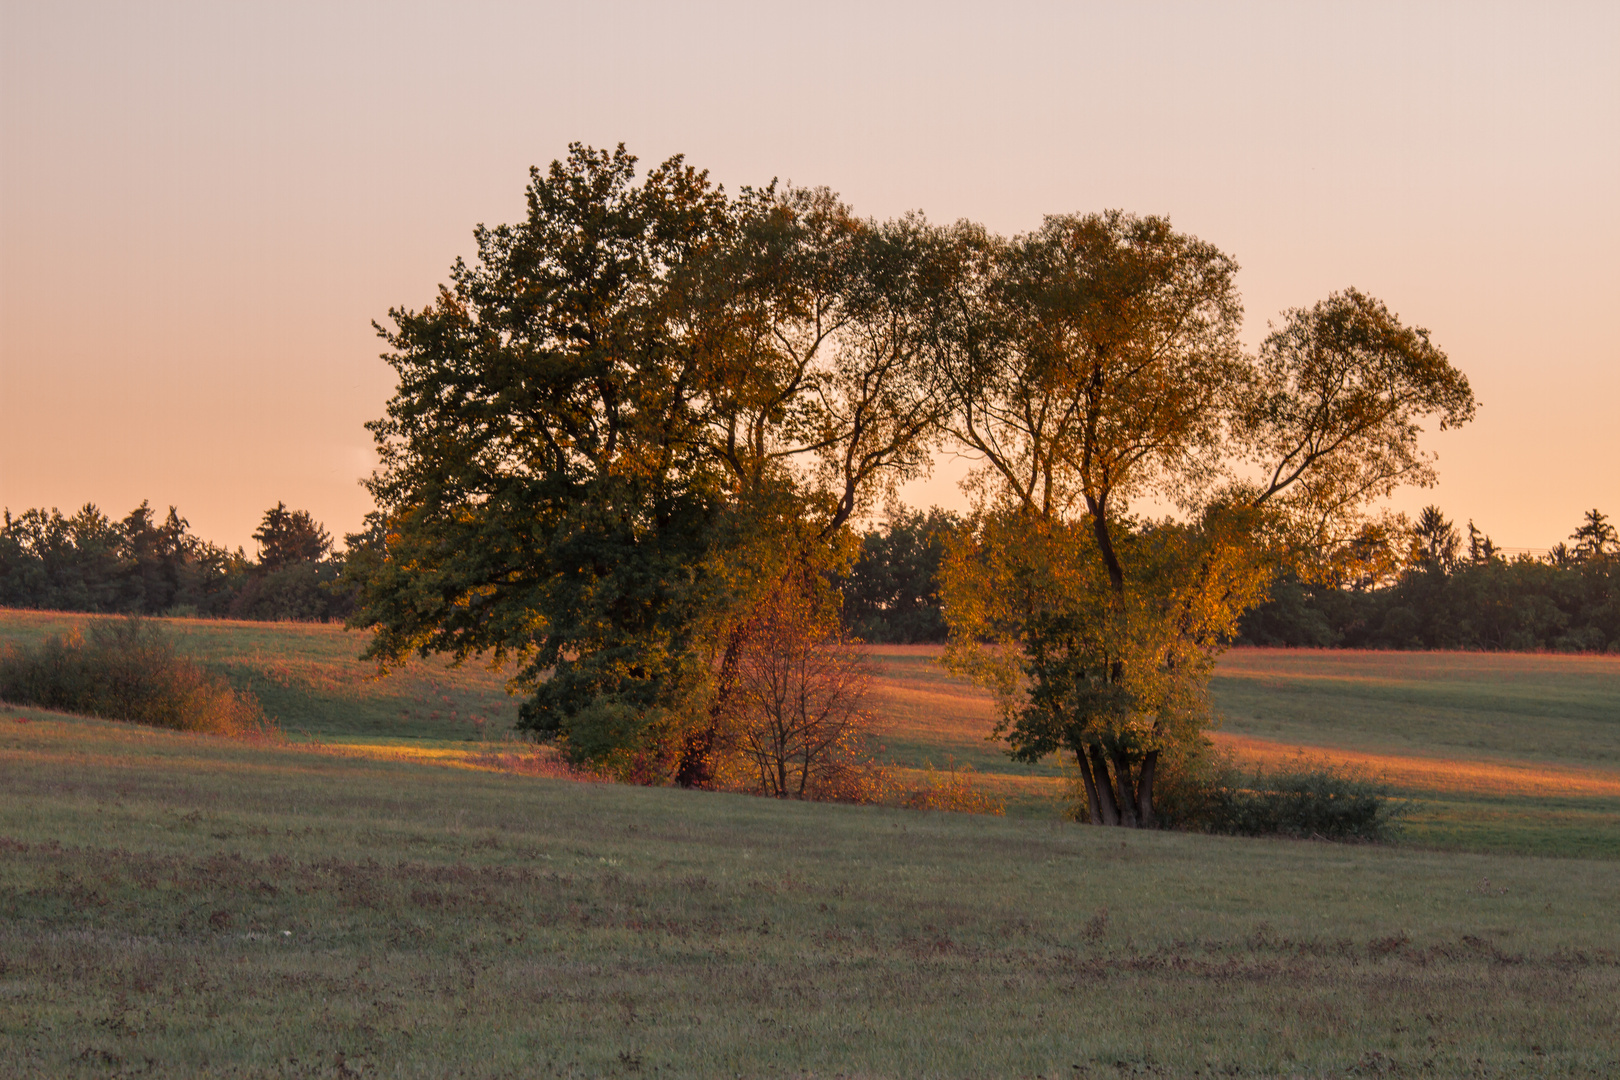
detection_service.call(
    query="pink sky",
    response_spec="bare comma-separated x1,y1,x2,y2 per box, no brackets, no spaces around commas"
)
3,2,1615,552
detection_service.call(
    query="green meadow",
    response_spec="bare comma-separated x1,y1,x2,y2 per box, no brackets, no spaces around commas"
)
0,609,514,746
2,610,1618,1077
871,644,1620,859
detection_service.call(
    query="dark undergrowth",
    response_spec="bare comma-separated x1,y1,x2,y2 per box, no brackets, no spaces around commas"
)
1120,747,1407,842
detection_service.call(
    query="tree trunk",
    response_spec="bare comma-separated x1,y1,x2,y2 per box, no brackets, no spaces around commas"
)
1135,749,1158,828
676,628,744,788
1089,506,1126,594
1074,746,1103,825
1087,746,1122,826
1111,750,1139,828
674,724,716,789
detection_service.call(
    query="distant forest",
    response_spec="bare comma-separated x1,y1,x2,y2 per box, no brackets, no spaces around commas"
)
0,501,354,622
843,507,1618,654
1235,507,1617,653
3,499,1615,652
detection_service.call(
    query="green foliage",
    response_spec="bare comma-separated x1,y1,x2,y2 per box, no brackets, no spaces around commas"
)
0,502,245,615
0,500,351,622
227,560,353,622
839,507,959,643
1410,504,1461,573
0,617,269,735
1571,508,1617,562
353,144,775,767
1204,762,1406,842
352,149,1479,808
352,145,948,774
250,502,331,570
1082,743,1405,841
1239,507,1618,652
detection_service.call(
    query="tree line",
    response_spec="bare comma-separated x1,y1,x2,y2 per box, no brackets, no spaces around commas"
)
0,501,353,621
1238,506,1617,652
346,142,1477,828
846,506,1617,654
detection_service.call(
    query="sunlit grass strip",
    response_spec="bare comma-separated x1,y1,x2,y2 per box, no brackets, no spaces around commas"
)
1211,732,1620,798
1217,645,1620,678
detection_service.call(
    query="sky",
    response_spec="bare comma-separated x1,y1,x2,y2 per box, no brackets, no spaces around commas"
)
2,1,1616,553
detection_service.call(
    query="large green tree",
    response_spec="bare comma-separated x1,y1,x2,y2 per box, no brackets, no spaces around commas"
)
353,145,746,773
935,213,1475,826
350,146,945,779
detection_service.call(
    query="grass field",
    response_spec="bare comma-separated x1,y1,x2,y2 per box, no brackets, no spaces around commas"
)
4,707,1619,1077
870,644,1620,858
0,609,516,746
3,610,1619,1075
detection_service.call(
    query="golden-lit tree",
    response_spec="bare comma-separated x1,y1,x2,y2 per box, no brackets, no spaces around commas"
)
934,213,1475,826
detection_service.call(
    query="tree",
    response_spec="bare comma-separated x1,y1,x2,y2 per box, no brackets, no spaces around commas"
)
1466,520,1500,565
351,152,1480,798
228,503,342,621
0,505,124,612
840,506,959,642
1410,505,1460,573
1571,509,1616,562
252,503,331,570
934,213,1475,827
352,144,744,773
0,502,243,616
714,574,884,800
349,146,944,780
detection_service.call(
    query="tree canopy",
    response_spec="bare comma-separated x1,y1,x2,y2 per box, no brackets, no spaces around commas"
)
0,500,349,621
352,145,1477,809
933,216,1474,825
351,145,947,777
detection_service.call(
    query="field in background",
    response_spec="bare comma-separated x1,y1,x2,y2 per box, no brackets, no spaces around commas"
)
0,608,515,746
1212,648,1620,765
2,610,1618,855
3,706,1617,1076
870,644,1620,857
1211,649,1620,857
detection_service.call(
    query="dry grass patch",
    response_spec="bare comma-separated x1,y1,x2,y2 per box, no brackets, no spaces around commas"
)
1212,732,1620,800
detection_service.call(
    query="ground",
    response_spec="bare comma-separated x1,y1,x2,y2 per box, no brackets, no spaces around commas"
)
2,610,1617,1076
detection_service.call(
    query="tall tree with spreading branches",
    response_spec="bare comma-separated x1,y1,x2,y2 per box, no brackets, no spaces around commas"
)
933,212,1475,826
350,146,1475,806
350,146,946,781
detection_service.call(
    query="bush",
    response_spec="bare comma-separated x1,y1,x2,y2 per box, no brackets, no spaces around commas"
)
1066,743,1406,842
0,617,272,736
1208,764,1404,841
712,581,892,802
900,757,1005,815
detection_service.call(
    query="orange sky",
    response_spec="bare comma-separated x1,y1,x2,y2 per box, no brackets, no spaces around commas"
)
2,2,1615,551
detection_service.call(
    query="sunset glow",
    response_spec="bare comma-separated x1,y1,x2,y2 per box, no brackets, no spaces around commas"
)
3,4,1615,547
